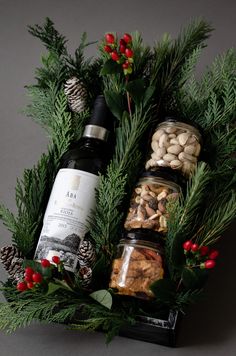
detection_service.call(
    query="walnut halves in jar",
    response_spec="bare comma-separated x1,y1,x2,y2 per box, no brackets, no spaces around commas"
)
124,170,182,234
145,118,202,177
109,232,164,299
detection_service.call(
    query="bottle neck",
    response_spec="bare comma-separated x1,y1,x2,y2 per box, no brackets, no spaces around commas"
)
83,125,109,141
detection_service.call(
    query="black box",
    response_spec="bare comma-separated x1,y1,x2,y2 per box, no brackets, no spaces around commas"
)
119,310,179,347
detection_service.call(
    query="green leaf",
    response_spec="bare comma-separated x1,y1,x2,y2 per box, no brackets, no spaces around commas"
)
104,90,124,120
100,59,122,75
143,85,155,107
126,79,145,105
181,267,208,289
46,282,62,295
150,279,176,304
90,289,112,310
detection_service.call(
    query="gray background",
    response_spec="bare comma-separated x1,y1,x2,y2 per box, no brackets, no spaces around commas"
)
0,0,236,355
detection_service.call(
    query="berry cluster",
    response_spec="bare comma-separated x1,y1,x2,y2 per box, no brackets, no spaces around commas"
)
16,256,61,292
103,33,134,75
183,240,219,269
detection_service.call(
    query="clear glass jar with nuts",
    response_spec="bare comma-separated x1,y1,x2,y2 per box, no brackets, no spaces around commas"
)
109,231,164,300
124,169,182,234
145,118,202,177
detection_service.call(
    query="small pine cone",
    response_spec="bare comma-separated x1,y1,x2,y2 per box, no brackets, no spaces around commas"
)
0,245,24,281
64,77,87,113
79,266,92,288
77,239,96,268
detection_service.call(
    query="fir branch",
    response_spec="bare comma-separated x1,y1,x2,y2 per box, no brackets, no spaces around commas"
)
175,289,204,312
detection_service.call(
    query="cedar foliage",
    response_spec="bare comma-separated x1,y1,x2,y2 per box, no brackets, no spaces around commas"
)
0,18,236,339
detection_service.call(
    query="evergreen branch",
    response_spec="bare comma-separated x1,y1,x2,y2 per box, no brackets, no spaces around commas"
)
166,163,211,274
175,289,204,311
196,192,236,246
28,17,67,56
150,19,213,113
0,205,18,235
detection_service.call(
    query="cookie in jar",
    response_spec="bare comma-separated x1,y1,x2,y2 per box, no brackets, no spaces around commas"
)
109,230,164,300
124,169,183,234
145,117,202,177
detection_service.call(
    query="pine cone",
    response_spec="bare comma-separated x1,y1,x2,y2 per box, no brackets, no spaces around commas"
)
0,245,24,281
79,266,92,288
77,239,96,268
64,77,87,113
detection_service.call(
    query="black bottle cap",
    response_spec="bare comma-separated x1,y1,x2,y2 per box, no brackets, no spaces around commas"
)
141,167,186,190
120,229,164,249
87,95,113,132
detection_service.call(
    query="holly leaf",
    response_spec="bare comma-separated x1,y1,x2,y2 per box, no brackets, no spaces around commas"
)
90,289,112,310
181,267,208,289
104,90,124,120
100,59,122,75
150,279,176,305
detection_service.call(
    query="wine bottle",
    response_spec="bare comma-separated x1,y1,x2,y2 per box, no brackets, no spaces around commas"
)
34,95,113,272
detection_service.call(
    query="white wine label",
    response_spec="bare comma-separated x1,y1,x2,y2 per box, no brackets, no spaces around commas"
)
34,168,100,272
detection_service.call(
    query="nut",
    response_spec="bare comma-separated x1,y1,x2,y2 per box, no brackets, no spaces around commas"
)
159,133,169,148
178,152,197,163
178,132,190,146
157,191,168,201
184,145,196,155
170,159,182,169
167,144,182,155
163,153,177,162
152,129,164,141
165,126,176,134
151,140,159,152
145,205,156,217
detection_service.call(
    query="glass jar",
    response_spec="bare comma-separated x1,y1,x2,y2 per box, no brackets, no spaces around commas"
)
124,169,182,234
109,231,164,300
145,118,202,177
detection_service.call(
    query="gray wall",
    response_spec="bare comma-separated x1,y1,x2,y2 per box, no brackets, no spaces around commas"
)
0,0,236,355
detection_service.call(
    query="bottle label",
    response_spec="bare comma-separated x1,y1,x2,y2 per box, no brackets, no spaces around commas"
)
34,168,99,272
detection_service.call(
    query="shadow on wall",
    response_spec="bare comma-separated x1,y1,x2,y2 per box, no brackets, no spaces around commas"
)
178,220,236,347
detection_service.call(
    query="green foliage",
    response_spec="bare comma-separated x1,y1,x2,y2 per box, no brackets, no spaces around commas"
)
28,17,67,56
1,17,236,338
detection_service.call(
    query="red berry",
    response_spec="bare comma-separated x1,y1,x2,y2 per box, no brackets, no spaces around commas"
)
123,33,132,43
208,250,219,259
110,51,120,61
104,45,112,53
41,259,51,268
125,48,134,58
122,62,130,69
183,240,192,251
105,33,115,44
32,272,43,284
24,274,33,283
119,44,126,54
17,281,28,292
191,243,199,252
120,39,126,46
24,267,34,276
205,259,216,269
52,255,60,265
200,246,209,256
27,282,35,289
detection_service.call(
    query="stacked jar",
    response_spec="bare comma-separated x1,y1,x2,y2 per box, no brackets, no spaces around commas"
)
109,117,202,300
145,117,202,177
124,169,183,234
